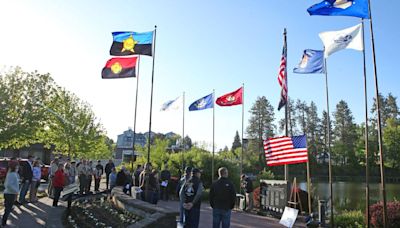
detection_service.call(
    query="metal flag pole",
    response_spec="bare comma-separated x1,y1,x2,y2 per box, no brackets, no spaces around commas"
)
212,90,215,182
182,91,185,174
367,1,387,226
283,28,289,181
241,84,244,187
147,25,157,164
132,55,141,171
306,139,312,215
361,19,370,228
324,57,334,227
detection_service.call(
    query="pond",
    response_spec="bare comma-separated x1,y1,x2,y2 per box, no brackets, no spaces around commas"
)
299,181,400,212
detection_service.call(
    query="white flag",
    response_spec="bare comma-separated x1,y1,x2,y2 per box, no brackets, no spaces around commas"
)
319,23,363,58
160,96,182,111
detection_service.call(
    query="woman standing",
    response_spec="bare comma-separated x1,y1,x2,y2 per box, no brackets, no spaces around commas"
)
52,164,65,207
2,161,20,226
30,160,41,203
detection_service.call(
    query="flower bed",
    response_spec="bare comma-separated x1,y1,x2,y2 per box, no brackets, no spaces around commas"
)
64,197,142,228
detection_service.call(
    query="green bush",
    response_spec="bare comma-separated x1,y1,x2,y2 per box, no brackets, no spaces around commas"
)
334,210,365,228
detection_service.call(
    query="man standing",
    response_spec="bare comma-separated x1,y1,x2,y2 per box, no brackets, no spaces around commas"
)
241,174,253,211
160,164,171,201
177,167,192,226
19,155,34,204
180,168,204,228
133,165,142,186
86,160,94,193
48,157,59,198
95,160,104,192
210,167,236,228
78,159,88,195
104,159,115,190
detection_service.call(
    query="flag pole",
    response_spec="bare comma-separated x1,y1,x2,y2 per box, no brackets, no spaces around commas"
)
361,19,370,228
306,155,312,215
147,25,157,164
367,1,387,226
182,91,185,174
241,83,244,189
283,28,289,182
324,57,334,227
212,89,215,182
132,55,141,171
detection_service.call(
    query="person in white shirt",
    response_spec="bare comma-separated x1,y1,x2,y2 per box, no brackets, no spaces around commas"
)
30,160,42,203
2,161,20,226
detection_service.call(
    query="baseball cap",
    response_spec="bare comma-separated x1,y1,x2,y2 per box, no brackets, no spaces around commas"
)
192,168,202,174
185,166,192,174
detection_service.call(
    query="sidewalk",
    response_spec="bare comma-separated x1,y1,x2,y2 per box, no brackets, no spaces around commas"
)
157,200,305,228
1,179,107,227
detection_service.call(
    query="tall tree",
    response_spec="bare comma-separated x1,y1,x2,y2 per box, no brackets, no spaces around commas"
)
319,110,333,158
295,99,308,134
383,118,400,168
306,101,321,158
231,130,241,154
278,98,298,136
246,96,275,171
332,100,358,165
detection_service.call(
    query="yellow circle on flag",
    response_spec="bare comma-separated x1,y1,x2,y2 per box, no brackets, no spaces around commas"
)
111,62,122,74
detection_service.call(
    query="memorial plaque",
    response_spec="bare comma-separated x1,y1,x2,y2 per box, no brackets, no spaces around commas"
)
259,180,288,214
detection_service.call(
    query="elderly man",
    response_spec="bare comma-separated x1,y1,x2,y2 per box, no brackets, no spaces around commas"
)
180,168,204,228
210,167,236,228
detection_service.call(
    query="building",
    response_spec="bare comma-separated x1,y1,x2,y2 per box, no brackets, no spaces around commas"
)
0,143,55,164
115,129,151,160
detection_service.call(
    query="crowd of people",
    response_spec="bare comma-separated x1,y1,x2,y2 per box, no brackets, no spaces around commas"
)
2,156,255,228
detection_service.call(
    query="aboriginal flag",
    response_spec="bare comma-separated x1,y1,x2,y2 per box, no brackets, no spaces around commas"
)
101,57,138,79
110,31,153,56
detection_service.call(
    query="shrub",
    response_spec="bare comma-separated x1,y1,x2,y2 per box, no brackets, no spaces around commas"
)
370,201,400,228
335,210,364,228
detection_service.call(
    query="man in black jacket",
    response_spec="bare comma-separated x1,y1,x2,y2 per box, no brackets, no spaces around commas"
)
241,174,254,211
209,167,236,228
104,159,115,190
18,156,34,204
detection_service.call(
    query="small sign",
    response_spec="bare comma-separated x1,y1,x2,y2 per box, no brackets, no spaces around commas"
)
279,206,299,228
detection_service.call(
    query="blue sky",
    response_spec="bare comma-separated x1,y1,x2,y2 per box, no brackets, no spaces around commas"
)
0,0,398,150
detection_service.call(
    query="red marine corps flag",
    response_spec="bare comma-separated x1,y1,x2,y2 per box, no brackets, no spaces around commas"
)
216,87,243,106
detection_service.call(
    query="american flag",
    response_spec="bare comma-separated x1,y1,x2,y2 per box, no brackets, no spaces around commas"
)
277,31,287,111
264,135,308,166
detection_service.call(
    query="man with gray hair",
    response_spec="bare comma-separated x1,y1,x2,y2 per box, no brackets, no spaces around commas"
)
209,167,236,228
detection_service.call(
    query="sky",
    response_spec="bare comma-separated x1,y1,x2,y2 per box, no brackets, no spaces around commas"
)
0,0,399,151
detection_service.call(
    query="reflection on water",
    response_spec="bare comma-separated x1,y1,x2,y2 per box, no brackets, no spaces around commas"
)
299,182,400,212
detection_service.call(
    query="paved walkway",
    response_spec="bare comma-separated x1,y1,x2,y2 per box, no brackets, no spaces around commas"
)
158,200,306,228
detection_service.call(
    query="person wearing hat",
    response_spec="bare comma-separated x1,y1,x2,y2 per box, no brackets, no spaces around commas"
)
180,168,204,228
177,166,192,225
2,160,20,226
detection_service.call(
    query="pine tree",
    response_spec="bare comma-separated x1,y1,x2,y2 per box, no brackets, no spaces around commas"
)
231,130,241,156
332,100,358,165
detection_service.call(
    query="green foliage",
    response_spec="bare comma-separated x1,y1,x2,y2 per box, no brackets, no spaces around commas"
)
334,210,365,228
231,130,241,152
0,67,112,159
383,118,400,168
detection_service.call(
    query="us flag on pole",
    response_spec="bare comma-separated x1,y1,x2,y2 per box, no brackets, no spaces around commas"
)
264,135,308,166
277,30,287,111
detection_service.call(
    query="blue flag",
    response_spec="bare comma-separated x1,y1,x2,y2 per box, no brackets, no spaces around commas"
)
307,0,369,19
293,50,325,74
189,93,214,111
